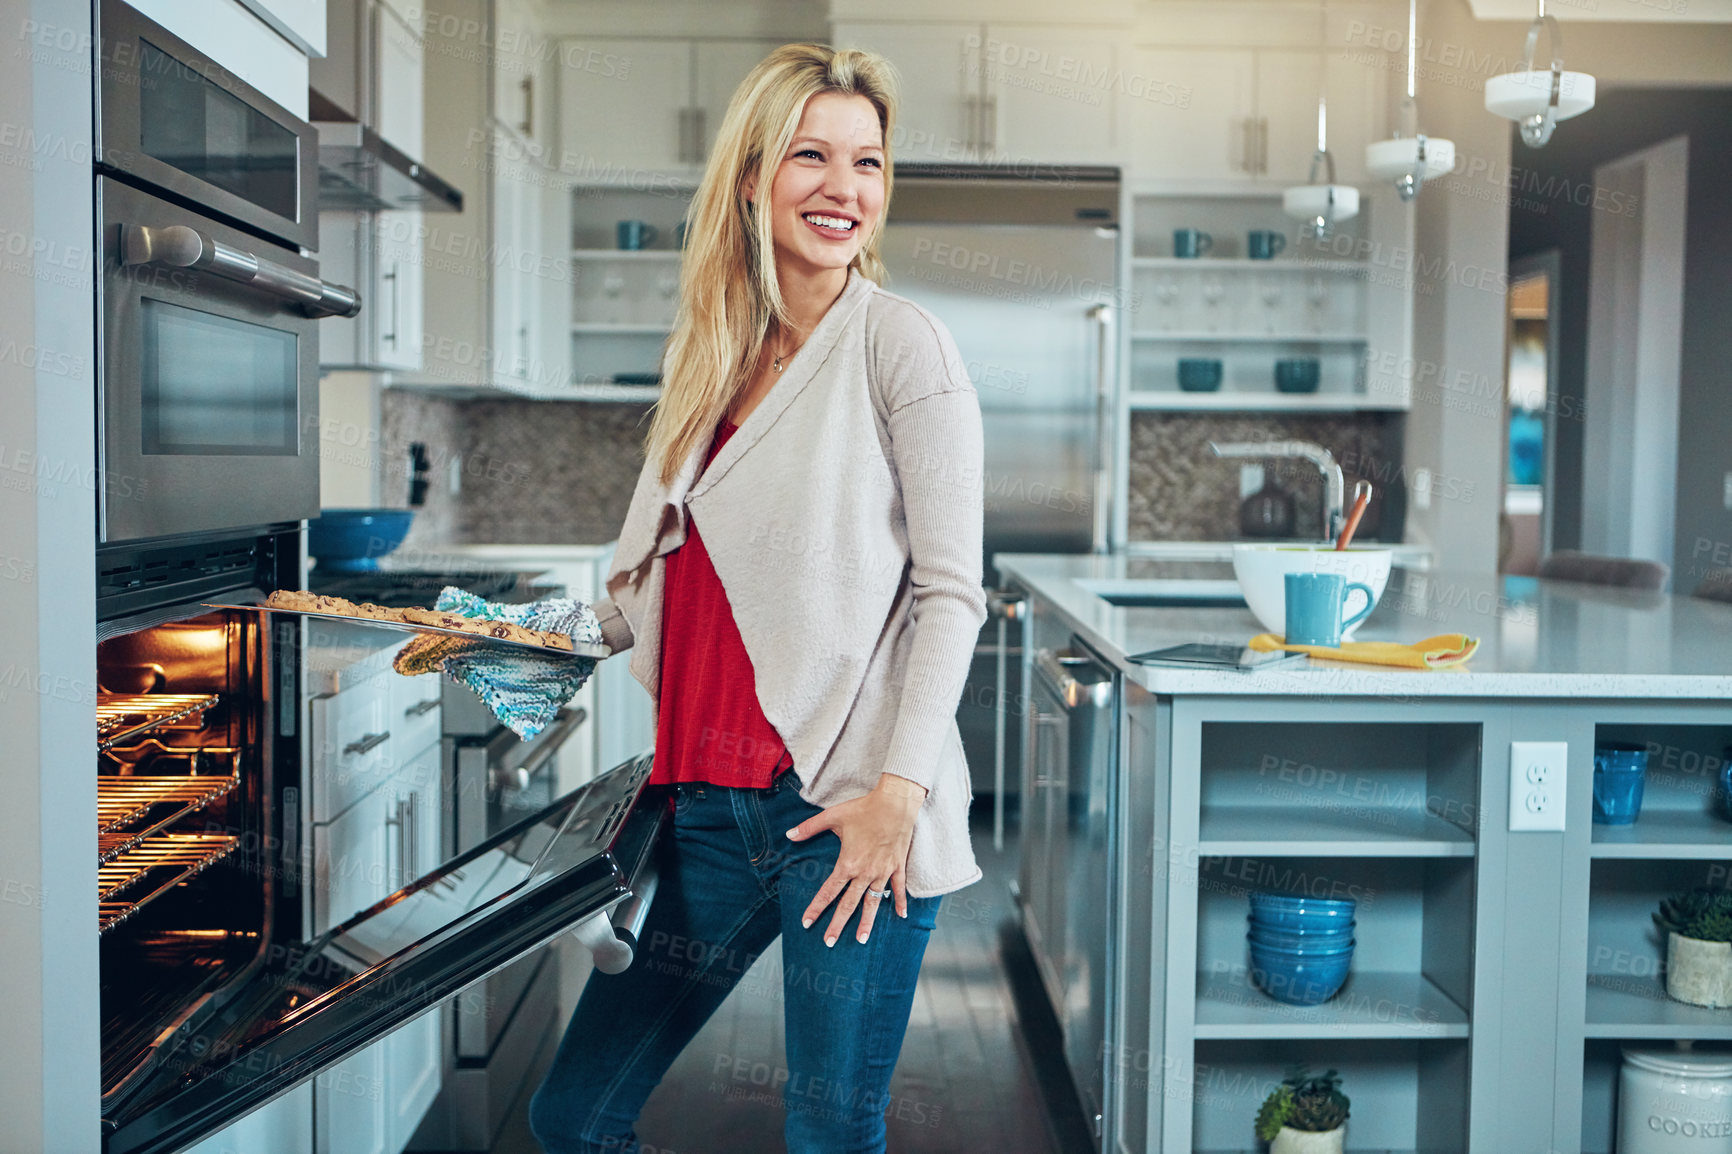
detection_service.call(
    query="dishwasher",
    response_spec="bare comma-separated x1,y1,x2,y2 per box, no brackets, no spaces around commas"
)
1022,638,1118,1147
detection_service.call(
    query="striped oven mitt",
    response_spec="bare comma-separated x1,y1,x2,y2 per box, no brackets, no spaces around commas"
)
392,586,604,740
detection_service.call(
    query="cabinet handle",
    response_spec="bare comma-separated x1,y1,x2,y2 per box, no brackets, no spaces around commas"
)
404,697,440,718
1240,118,1256,173
693,108,707,162
380,262,399,347
1257,117,1270,175
343,730,390,757
979,96,997,155
520,75,534,137
677,107,700,165
962,95,979,154
403,792,416,879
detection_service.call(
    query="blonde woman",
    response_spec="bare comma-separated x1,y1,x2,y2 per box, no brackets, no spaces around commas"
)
527,43,985,1154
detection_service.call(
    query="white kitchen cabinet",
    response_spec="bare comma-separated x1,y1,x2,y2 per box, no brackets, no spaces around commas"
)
494,0,559,164
831,22,981,161
182,1082,314,1154
311,0,423,153
1120,48,1255,184
558,38,695,173
373,1,425,160
693,40,780,160
981,25,1119,164
1121,47,1386,187
320,209,425,373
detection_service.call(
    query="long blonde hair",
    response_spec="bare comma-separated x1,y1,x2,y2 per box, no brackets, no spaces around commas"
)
645,44,898,484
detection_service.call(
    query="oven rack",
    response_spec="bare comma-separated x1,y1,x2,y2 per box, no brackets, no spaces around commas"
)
97,693,220,751
97,833,239,933
97,773,240,863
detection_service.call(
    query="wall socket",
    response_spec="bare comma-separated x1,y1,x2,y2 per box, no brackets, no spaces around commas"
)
1723,471,1732,511
1509,741,1568,832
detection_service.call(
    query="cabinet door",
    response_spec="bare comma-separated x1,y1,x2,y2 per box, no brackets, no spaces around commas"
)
1255,50,1325,185
312,780,393,934
832,22,982,162
693,40,781,164
318,211,368,369
490,143,527,390
182,1082,313,1154
982,25,1118,164
493,0,537,138
373,209,423,371
382,754,443,1148
557,38,693,173
1318,50,1384,187
1120,48,1254,184
314,1037,388,1154
373,0,424,159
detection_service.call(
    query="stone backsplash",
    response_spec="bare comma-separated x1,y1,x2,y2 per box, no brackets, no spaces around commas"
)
382,391,1403,548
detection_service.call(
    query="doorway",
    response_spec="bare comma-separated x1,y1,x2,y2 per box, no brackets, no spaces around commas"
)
1501,253,1558,575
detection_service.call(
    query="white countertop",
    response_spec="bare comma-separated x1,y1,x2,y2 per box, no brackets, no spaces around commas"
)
1124,539,1434,569
995,553,1732,698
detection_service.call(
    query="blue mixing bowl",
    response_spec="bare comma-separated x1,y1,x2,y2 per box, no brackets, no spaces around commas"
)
1248,939,1355,1005
1247,922,1357,951
1248,892,1357,931
307,509,415,573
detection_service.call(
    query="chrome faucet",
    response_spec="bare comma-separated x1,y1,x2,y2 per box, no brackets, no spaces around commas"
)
1209,440,1346,542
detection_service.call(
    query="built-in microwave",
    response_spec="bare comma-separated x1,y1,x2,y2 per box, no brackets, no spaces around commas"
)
96,0,319,251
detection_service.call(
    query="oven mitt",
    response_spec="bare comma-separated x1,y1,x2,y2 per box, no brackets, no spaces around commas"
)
391,586,603,740
1247,632,1480,670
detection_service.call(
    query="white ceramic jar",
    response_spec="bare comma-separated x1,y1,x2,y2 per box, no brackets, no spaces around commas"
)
1619,1045,1732,1154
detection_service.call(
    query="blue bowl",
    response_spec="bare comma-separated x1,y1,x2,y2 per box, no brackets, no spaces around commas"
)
1248,893,1356,931
1248,941,1355,1005
1177,358,1223,392
1247,923,1357,951
1274,357,1321,394
307,509,415,573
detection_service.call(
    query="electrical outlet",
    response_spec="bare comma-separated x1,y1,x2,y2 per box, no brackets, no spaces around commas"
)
447,455,462,496
1723,471,1732,511
1412,467,1433,511
1510,741,1568,832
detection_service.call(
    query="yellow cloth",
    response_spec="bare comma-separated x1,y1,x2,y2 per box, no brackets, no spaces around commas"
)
1248,632,1479,670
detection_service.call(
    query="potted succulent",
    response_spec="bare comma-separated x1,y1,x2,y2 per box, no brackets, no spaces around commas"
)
1655,888,1732,1008
1255,1067,1350,1154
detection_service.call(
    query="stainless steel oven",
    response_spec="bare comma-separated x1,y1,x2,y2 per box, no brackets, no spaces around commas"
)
96,0,318,251
95,0,358,545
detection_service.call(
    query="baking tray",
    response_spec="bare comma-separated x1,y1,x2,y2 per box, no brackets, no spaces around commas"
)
200,602,611,658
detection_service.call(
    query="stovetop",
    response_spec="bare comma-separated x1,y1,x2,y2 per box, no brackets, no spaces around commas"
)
306,567,542,608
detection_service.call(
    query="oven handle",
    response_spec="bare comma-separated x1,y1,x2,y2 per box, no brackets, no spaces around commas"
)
121,223,363,319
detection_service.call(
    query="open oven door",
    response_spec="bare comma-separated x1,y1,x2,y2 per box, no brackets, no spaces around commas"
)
102,753,663,1154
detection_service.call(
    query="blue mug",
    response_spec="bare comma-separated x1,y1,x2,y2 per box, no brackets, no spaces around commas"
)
1284,573,1373,647
1177,358,1223,392
1275,358,1321,393
1248,229,1287,260
616,219,659,250
1173,228,1213,259
1593,743,1648,825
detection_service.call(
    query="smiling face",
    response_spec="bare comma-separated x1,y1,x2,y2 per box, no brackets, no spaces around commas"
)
754,91,886,291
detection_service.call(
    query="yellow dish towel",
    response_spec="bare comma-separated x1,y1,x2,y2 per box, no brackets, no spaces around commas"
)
1248,632,1480,670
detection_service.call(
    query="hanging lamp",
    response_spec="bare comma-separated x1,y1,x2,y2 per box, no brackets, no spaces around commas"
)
1284,0,1359,238
1365,0,1455,200
1485,0,1595,147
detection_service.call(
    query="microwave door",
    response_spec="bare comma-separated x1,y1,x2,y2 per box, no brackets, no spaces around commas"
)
102,756,663,1154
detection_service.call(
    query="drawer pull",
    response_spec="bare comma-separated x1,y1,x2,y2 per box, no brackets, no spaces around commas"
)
343,730,390,757
404,698,440,718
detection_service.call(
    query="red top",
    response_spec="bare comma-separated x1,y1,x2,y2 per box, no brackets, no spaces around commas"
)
650,421,792,789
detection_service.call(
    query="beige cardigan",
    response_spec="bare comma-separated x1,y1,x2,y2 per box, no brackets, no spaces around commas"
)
592,269,986,896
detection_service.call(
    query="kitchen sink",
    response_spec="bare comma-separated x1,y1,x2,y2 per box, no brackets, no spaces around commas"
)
1076,578,1247,609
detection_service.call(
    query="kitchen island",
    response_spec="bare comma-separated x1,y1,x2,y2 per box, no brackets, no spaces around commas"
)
992,553,1732,1154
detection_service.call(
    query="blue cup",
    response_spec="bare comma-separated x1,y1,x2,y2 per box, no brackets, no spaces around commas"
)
1284,573,1373,647
1248,229,1287,260
616,219,659,250
1173,228,1213,259
1275,357,1321,393
1593,743,1648,825
674,220,689,249
1719,747,1732,823
1177,358,1223,392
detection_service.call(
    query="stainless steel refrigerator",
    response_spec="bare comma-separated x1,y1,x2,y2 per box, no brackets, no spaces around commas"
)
878,164,1121,813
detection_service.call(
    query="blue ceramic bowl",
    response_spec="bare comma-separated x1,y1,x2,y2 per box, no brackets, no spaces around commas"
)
1274,357,1321,394
1247,922,1357,951
1248,893,1356,931
1248,940,1355,1005
1177,358,1223,392
307,509,415,573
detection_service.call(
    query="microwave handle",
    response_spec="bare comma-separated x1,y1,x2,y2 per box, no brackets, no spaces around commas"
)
122,223,363,319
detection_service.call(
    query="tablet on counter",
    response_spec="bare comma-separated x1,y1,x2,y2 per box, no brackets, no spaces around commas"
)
1126,643,1308,672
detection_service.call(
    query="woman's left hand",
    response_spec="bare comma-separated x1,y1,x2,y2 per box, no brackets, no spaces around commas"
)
787,773,927,947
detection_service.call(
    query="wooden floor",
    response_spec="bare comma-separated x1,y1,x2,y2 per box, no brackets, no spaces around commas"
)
490,808,1092,1153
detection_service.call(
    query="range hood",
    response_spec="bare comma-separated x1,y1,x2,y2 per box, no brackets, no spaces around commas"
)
314,120,463,214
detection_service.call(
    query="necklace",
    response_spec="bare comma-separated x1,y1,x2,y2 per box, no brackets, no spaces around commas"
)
769,326,803,373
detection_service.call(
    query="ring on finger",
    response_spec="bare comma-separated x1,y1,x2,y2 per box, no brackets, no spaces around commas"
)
865,884,892,900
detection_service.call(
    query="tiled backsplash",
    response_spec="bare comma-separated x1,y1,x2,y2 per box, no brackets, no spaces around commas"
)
1127,411,1406,542
381,392,1402,548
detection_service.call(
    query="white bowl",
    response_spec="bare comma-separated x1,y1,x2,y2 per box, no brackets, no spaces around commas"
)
1232,544,1394,640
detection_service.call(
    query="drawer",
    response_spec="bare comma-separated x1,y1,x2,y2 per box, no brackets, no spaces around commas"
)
388,670,443,761
311,782,393,934
311,687,393,824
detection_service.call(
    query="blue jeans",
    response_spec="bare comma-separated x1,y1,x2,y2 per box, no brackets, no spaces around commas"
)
528,769,942,1154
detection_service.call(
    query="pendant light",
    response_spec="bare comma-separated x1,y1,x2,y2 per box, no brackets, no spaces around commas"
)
1485,1,1595,148
1365,0,1455,200
1284,0,1359,238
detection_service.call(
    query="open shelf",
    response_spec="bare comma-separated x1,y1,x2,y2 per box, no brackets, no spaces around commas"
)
1132,257,1369,273
570,322,670,335
553,383,661,403
570,248,682,261
1195,969,1469,1039
1199,805,1476,857
1128,392,1405,412
1591,809,1732,858
1130,330,1366,343
1585,973,1732,1039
